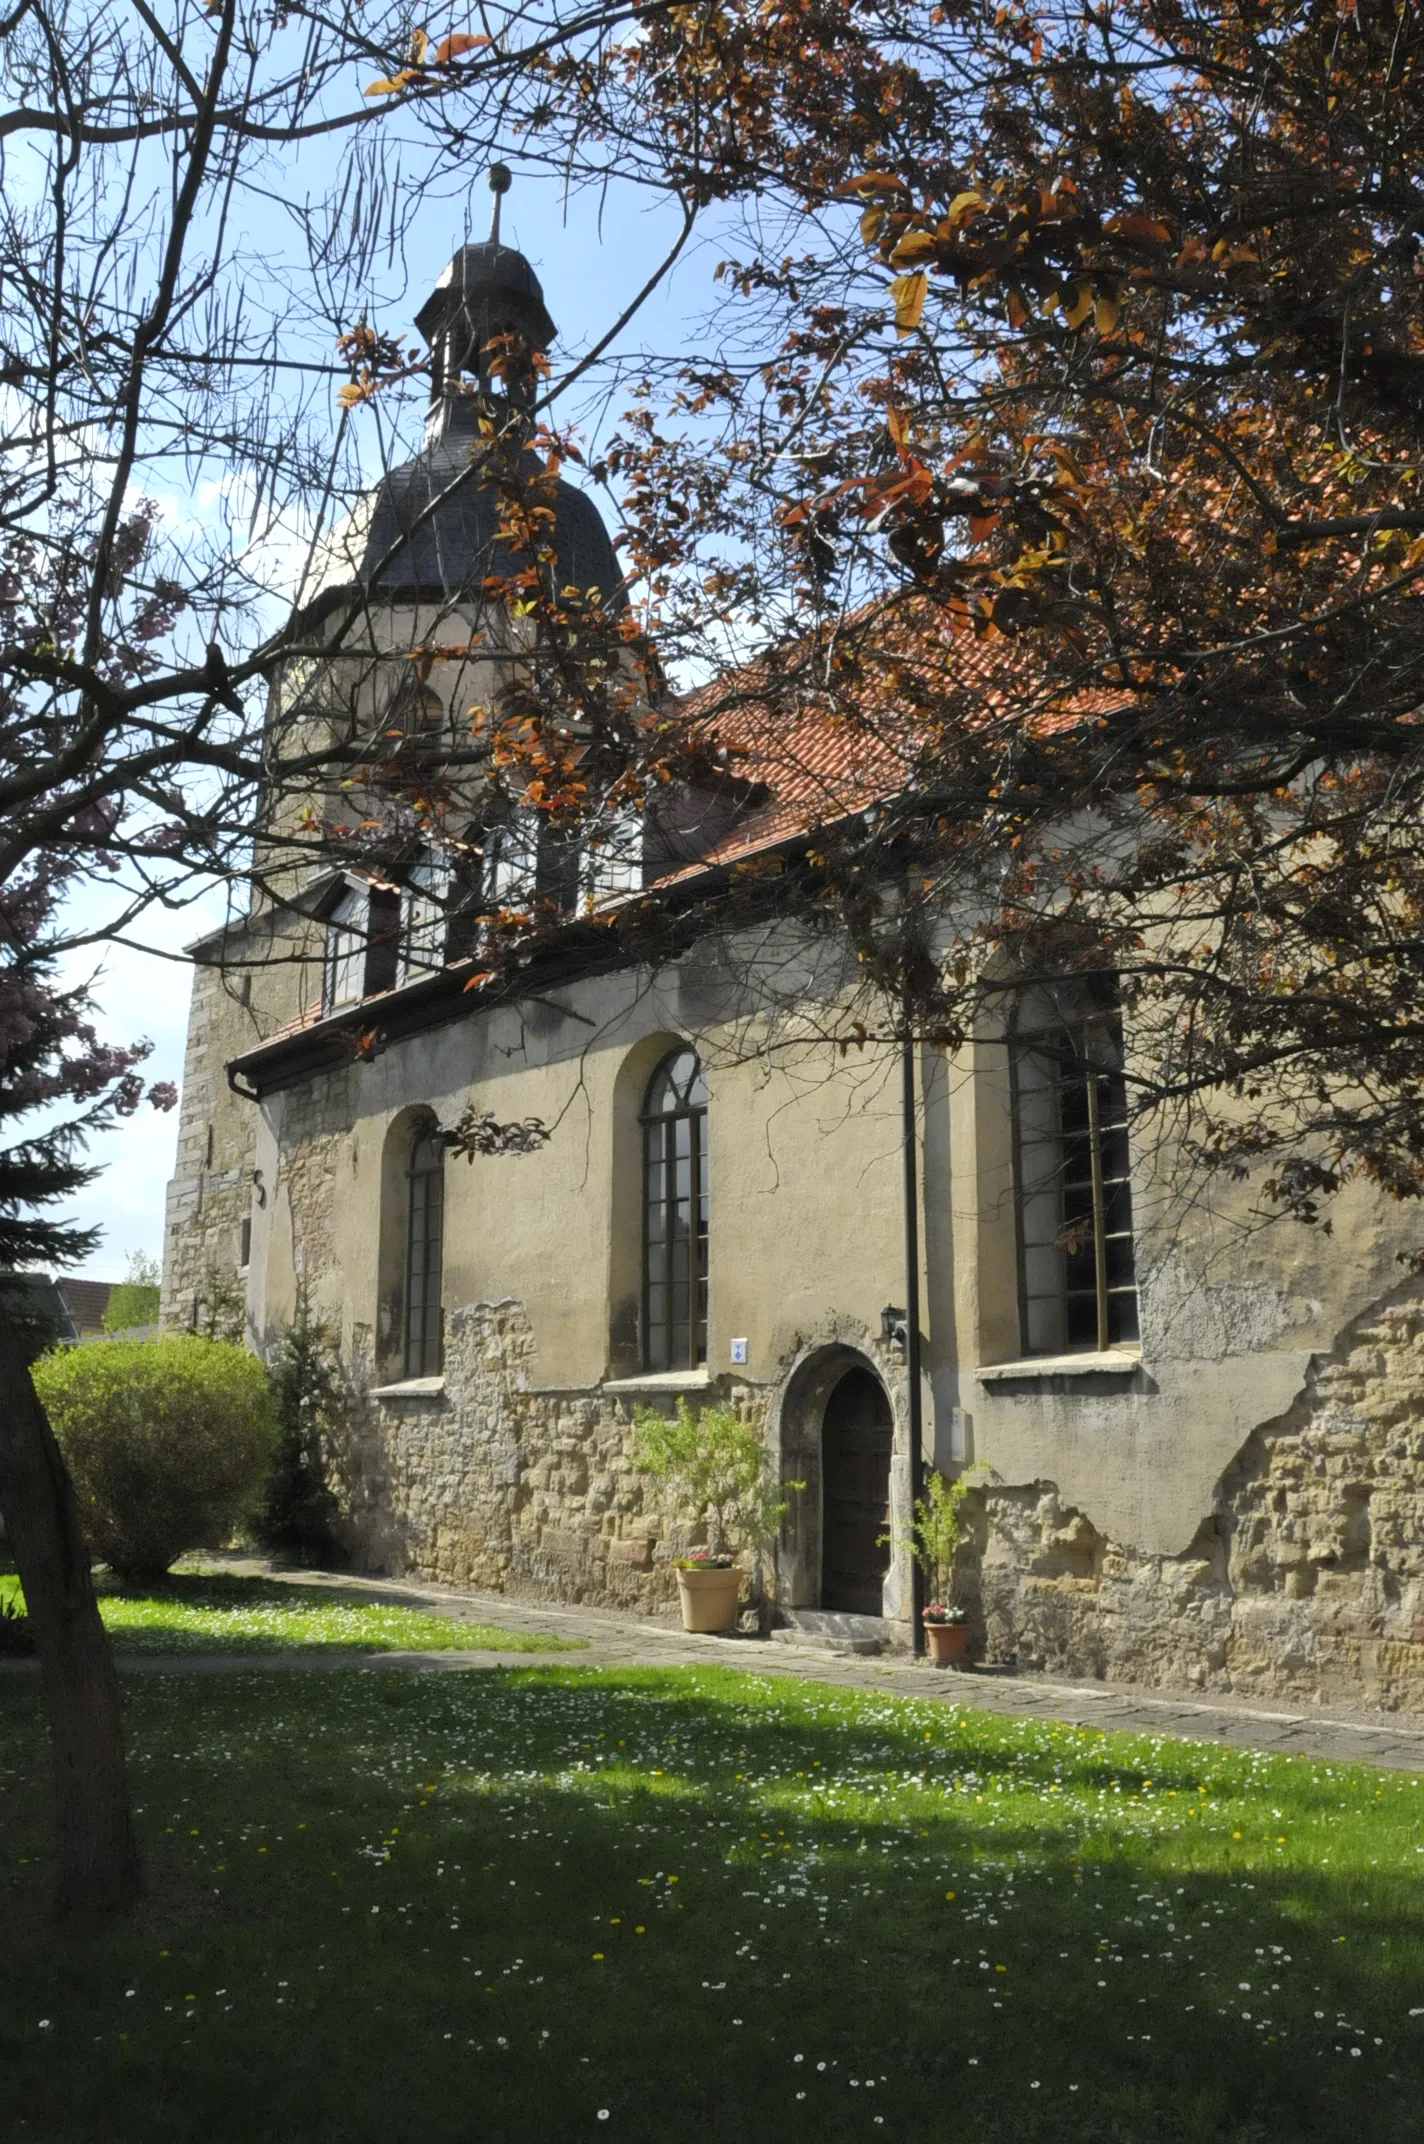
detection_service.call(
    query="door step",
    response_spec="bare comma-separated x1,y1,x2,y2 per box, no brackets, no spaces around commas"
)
770,1609,908,1657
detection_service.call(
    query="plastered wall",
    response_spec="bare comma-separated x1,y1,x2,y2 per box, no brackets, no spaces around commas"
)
164,911,1424,1707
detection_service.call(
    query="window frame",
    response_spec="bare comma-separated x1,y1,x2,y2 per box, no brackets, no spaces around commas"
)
403,1123,445,1378
399,850,452,986
1009,983,1138,1357
322,884,368,1013
640,1046,709,1372
321,878,399,1013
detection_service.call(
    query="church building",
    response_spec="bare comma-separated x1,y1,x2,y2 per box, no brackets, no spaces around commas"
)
162,228,1424,1715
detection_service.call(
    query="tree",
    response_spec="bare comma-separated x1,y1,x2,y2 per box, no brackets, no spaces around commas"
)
255,1283,346,1567
0,866,175,1914
417,0,1424,1226
631,1398,801,1563
101,1252,162,1335
0,0,679,1919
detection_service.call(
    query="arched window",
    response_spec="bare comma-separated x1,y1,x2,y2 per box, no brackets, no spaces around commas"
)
641,1046,708,1371
1011,978,1138,1355
376,677,445,794
404,1125,445,1377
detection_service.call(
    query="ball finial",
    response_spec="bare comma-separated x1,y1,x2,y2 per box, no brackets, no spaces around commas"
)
487,163,513,243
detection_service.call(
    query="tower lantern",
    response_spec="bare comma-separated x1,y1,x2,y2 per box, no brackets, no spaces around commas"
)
415,168,556,429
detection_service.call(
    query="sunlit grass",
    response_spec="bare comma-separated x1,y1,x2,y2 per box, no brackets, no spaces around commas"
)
0,1569,579,1655
2,1663,1421,2141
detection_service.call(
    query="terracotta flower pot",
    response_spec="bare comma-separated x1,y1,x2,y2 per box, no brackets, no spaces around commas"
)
924,1620,969,1666
676,1565,741,1633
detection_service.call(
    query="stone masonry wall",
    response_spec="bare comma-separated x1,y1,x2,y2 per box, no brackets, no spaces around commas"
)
336,1298,769,1617
161,960,258,1332
963,1290,1424,1713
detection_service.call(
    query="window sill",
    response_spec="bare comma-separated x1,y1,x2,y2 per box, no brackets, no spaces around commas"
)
976,1351,1142,1383
601,1369,714,1397
370,1376,446,1402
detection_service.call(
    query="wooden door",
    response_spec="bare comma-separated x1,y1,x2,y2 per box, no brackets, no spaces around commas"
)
821,1368,892,1616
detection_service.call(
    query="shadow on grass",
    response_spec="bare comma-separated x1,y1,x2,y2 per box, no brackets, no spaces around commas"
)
1,1663,1420,2143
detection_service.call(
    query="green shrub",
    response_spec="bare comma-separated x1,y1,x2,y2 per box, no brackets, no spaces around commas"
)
887,1463,992,1606
33,1335,275,1581
630,1397,801,1560
254,1283,346,1565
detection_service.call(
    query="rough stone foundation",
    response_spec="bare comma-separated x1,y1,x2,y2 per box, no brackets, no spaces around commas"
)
332,1287,1424,1711
335,1298,766,1618
964,1293,1424,1713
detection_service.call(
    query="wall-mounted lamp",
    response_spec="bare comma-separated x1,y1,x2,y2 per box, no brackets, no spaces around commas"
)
881,1304,908,1351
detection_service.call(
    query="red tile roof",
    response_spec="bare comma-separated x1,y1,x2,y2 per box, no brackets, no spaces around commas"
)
54,1277,113,1333
661,608,1113,876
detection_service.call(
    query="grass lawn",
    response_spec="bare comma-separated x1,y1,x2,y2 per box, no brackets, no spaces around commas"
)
0,1569,580,1656
2,1663,1422,2141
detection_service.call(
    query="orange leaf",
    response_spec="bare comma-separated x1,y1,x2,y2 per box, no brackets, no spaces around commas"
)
1005,285,1030,330
434,29,492,60
1106,210,1172,248
833,172,910,199
888,229,939,267
1094,292,1119,335
968,511,998,542
944,188,987,228
364,68,422,93
886,406,910,446
409,26,428,62
890,271,928,335
1062,282,1093,330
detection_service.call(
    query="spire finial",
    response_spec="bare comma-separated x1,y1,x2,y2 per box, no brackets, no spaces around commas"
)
488,163,512,246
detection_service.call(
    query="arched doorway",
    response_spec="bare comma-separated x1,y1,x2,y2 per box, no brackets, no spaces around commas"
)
820,1367,893,1615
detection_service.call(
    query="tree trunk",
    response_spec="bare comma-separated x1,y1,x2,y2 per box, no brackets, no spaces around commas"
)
0,1309,141,1918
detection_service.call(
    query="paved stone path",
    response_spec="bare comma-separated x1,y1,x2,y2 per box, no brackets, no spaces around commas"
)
136,1555,1424,1775
10,1554,1424,1770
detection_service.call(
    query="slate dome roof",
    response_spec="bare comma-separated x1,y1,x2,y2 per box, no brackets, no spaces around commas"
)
304,232,624,616
356,407,625,609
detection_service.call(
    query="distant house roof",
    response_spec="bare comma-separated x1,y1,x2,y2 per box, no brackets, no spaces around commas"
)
54,1277,114,1334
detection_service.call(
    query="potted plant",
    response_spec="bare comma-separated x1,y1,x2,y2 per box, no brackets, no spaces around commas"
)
896,1466,986,1667
631,1397,802,1633
922,1599,969,1665
670,1544,741,1632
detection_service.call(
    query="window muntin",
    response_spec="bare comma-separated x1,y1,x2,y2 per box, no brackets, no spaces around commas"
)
1011,985,1138,1355
404,1125,445,1378
485,805,541,906
322,880,399,1012
641,1047,708,1371
580,810,644,906
399,851,451,985
486,801,639,914
322,886,368,1012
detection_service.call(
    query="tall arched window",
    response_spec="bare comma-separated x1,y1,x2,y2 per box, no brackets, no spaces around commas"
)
404,1124,445,1377
641,1047,708,1371
1011,978,1138,1355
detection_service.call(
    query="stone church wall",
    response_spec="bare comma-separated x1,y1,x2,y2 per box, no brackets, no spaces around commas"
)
962,1289,1424,1713
334,1298,770,1616
321,1280,1424,1708
161,957,260,1331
